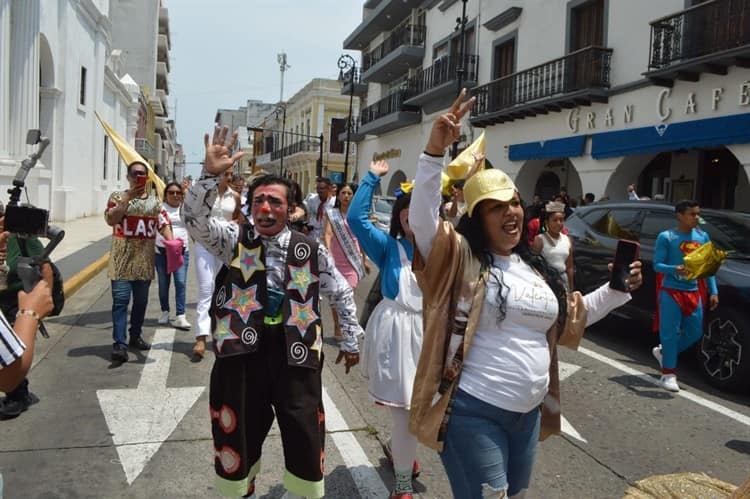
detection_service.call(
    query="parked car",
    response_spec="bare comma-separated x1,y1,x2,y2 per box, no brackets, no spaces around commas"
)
371,195,396,233
565,200,750,392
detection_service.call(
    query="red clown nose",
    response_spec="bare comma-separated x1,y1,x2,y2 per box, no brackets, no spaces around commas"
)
260,204,271,213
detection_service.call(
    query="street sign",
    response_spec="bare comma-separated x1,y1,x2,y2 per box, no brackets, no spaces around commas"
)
330,172,343,184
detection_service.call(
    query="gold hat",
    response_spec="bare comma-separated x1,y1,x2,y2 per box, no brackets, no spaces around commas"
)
445,131,485,180
464,168,517,217
441,172,453,197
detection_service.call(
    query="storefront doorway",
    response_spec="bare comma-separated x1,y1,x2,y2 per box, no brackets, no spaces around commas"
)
698,148,739,209
534,171,561,202
637,152,671,201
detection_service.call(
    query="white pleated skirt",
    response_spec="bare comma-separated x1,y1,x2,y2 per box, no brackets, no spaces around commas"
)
361,297,423,409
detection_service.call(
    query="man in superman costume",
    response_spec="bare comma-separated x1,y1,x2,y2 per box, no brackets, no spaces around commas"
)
183,126,363,499
653,200,719,392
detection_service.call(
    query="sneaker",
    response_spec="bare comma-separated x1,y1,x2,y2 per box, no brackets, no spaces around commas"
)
158,311,170,325
652,345,663,369
242,478,256,498
128,336,151,350
172,314,191,330
129,336,151,350
659,374,680,392
389,493,413,499
0,392,40,420
112,344,129,363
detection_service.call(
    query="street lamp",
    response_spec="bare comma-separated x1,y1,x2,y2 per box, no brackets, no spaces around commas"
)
275,103,287,177
247,126,324,180
452,0,469,159
338,54,357,183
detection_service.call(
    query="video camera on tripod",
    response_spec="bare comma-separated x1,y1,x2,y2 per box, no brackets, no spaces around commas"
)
0,129,66,338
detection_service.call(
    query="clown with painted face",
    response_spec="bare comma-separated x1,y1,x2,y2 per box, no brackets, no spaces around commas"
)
183,126,364,499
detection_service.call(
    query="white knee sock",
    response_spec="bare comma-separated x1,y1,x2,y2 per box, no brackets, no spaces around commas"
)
390,407,418,493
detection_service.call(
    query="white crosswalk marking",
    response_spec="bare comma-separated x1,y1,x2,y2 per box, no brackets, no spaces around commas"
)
322,387,390,498
578,346,750,427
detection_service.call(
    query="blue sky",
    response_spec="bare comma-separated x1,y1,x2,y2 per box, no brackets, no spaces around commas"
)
169,1,362,178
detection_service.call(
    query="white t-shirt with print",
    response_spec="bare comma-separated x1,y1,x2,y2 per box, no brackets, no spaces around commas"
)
459,253,560,413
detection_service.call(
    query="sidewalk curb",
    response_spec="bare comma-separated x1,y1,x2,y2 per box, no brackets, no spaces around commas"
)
63,252,109,298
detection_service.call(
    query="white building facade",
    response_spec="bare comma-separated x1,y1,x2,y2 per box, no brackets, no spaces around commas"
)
0,0,135,221
344,0,750,211
111,0,175,180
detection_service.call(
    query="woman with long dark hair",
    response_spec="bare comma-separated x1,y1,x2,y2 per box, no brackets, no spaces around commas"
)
408,91,644,499
347,163,422,499
323,182,369,342
155,181,191,330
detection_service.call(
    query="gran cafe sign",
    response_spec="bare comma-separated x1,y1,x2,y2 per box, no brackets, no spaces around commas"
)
566,81,750,133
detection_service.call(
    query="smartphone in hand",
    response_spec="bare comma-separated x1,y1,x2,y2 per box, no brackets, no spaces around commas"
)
136,175,148,188
610,239,640,291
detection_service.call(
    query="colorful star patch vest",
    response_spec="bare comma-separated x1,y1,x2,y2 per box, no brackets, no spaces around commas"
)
210,226,322,369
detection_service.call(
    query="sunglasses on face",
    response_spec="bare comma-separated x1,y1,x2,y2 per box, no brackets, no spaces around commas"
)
129,170,147,178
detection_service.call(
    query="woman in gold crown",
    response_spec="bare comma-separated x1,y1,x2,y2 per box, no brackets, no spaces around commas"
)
532,201,574,291
408,90,644,499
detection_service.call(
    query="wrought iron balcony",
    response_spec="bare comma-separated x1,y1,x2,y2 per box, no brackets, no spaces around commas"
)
343,0,423,50
270,139,320,161
645,0,750,86
405,54,479,114
361,24,426,83
471,46,612,127
341,68,368,97
337,116,365,143
135,138,155,160
359,89,421,136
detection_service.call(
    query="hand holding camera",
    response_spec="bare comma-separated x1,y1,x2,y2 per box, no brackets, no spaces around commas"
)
18,278,53,322
1,130,66,337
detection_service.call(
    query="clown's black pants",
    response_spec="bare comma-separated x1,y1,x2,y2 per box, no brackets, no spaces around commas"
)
210,325,325,498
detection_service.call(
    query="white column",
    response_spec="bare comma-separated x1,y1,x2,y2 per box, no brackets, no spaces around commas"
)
9,0,40,158
0,0,11,158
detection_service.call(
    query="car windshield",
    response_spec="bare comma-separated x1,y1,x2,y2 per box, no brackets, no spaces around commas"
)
699,212,750,257
374,199,393,214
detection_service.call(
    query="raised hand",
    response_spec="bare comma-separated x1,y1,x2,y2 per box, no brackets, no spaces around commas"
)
467,152,486,178
425,88,476,156
203,125,246,176
369,160,389,178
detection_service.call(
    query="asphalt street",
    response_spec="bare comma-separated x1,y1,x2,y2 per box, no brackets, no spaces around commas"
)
0,262,748,498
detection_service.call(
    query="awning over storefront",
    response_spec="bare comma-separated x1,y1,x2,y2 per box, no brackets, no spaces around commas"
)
508,135,586,161
591,112,750,159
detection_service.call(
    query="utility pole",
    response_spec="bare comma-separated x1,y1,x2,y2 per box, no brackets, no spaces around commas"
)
452,0,469,160
277,52,290,104
277,52,290,177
